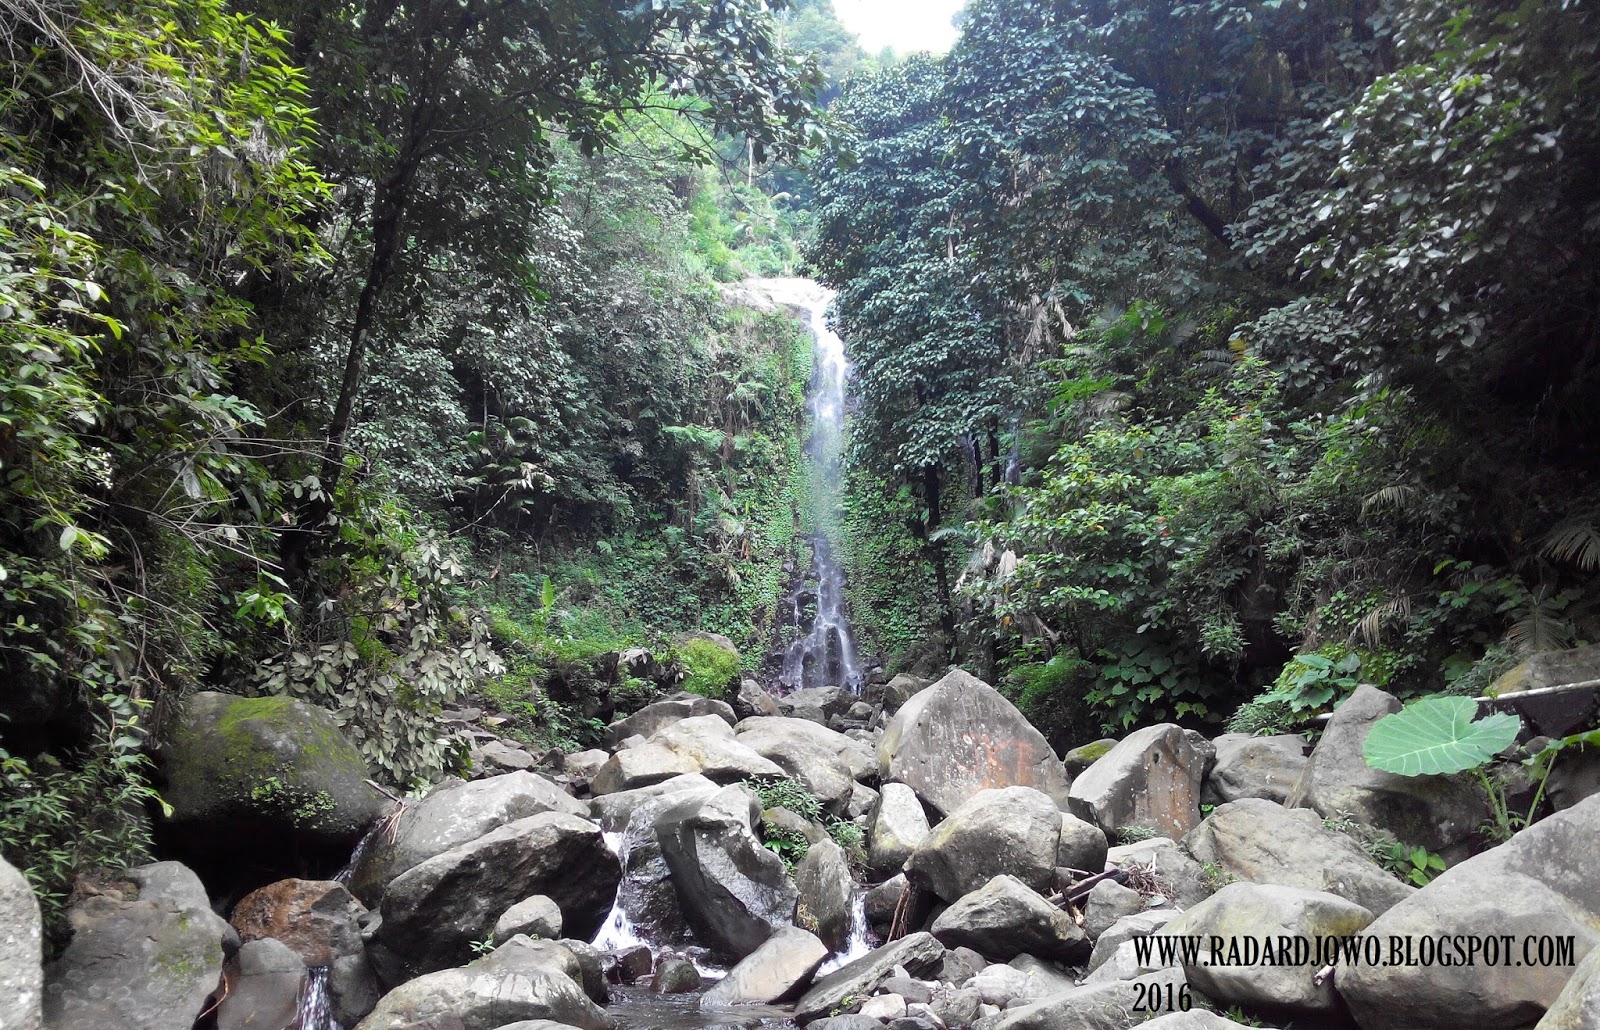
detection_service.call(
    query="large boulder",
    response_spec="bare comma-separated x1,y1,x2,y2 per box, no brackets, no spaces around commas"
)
653,785,797,960
794,931,946,1023
882,673,933,713
1284,685,1483,855
1489,643,1600,737
230,878,366,967
589,773,718,832
700,926,829,1006
590,716,785,795
1183,798,1414,915
795,838,855,952
869,781,931,877
1337,793,1600,1030
0,853,43,1030
354,963,606,1030
1539,944,1600,1029
929,874,1088,962
598,779,720,945
495,896,563,942
1164,882,1374,1016
734,717,875,813
877,669,1072,816
781,686,857,722
43,888,226,1029
980,968,1188,1030
1057,812,1108,874
905,786,1062,902
217,938,304,1030
1203,733,1309,806
379,812,619,974
1067,724,1204,839
602,694,737,748
347,771,587,910
157,692,387,869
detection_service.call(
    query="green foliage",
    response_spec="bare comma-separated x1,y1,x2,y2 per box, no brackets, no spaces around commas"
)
1362,697,1521,777
1322,813,1448,887
675,639,742,700
744,776,826,823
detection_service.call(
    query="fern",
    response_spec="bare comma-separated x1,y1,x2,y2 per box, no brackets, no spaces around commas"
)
1361,484,1416,517
1353,593,1411,649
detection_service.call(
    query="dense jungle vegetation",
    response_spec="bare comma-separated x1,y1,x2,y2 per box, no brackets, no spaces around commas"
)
2,0,1598,921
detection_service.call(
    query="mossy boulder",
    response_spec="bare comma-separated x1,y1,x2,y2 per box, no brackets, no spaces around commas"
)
157,692,386,879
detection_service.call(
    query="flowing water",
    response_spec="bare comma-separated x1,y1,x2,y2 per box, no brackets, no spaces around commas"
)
295,824,377,1030
777,284,863,693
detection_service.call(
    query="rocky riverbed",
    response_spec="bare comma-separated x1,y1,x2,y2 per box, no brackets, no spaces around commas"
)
4,662,1599,1030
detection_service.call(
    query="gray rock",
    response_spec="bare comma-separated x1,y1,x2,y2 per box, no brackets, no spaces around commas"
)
158,691,387,857
865,874,932,939
603,694,737,749
561,750,610,785
882,975,934,1003
782,687,857,721
0,854,43,1030
883,673,933,713
702,925,829,1006
939,946,989,984
1062,740,1117,777
218,938,304,1030
353,962,606,1030
1006,955,1076,999
589,773,719,832
473,739,538,773
1284,684,1484,855
808,1017,884,1030
1067,724,1204,840
795,932,947,1023
1086,910,1179,974
349,771,588,903
906,787,1062,902
329,948,382,1026
1203,733,1309,806
1140,1013,1264,1030
491,1023,587,1030
736,678,782,718
1338,793,1600,1030
877,670,1072,816
735,717,876,812
495,895,564,942
591,716,785,795
1166,883,1373,1015
1183,797,1414,915
979,968,1186,1029
1538,943,1600,1029
930,875,1087,963
653,955,702,994
604,780,721,943
552,939,607,1004
1105,838,1214,909
1489,643,1600,737
1547,742,1600,812
654,784,797,960
870,782,932,878
1055,813,1108,875
1083,880,1145,940
796,838,855,952
860,993,907,1019
1077,935,1174,985
846,782,880,821
43,893,224,1030
380,812,619,973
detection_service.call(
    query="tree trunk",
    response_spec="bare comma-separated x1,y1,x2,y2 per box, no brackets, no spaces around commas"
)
922,463,957,647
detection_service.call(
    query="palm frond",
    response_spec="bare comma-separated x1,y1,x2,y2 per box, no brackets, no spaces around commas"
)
1542,520,1600,572
1353,593,1412,649
1361,484,1416,517
1504,592,1574,655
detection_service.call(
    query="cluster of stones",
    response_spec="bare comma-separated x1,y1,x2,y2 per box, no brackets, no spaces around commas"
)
5,641,1600,1030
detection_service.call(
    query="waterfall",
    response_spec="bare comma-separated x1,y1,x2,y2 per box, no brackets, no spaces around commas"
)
294,821,380,1030
815,889,872,977
778,288,863,694
592,831,650,952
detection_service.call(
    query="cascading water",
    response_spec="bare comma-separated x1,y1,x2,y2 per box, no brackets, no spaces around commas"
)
294,822,379,1030
779,287,862,693
814,889,872,977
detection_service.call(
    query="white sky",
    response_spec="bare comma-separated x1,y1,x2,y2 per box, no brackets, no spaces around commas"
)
834,0,966,55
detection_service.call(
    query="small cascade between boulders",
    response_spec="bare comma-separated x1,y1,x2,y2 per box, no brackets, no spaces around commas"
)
778,284,862,694
815,888,872,977
293,823,378,1030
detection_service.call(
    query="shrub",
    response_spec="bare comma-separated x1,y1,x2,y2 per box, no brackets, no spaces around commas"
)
677,638,741,699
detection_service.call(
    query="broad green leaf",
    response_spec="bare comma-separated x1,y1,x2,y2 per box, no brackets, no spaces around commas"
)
1363,696,1521,776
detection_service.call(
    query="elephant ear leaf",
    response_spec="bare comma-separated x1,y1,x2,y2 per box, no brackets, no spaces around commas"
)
1363,696,1521,776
